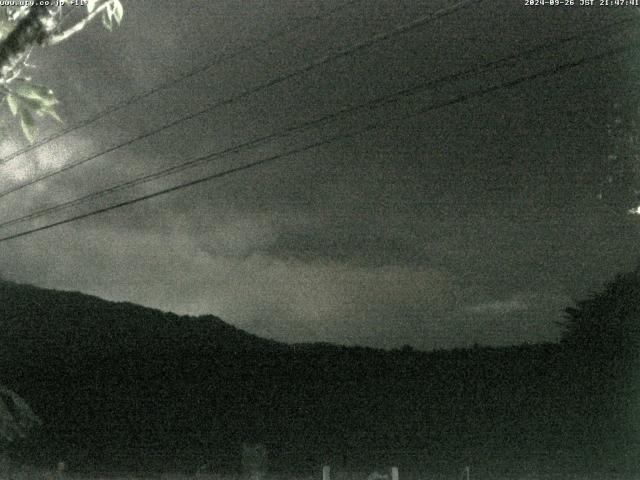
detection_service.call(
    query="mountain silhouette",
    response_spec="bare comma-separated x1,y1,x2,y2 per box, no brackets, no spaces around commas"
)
0,278,635,476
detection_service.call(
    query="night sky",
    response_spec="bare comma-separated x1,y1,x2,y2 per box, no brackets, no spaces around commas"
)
0,0,638,350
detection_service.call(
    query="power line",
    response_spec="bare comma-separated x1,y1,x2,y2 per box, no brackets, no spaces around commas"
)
0,41,636,244
0,0,366,167
0,0,482,200
0,16,632,231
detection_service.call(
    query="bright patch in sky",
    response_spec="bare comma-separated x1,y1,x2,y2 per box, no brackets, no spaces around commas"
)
628,205,640,215
0,137,78,187
466,298,529,315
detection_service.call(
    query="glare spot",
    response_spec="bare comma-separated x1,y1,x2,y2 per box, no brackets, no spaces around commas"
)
628,205,640,215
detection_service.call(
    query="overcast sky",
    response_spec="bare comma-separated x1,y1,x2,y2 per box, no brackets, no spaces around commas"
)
0,0,638,350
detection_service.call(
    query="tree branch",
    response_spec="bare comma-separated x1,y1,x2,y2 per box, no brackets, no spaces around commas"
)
45,1,111,46
0,4,53,79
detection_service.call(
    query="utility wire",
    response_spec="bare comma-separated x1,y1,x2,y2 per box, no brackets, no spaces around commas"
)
0,0,366,167
0,40,636,244
0,16,632,231
0,0,482,200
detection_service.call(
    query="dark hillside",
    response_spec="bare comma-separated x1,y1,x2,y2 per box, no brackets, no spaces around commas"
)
0,278,636,476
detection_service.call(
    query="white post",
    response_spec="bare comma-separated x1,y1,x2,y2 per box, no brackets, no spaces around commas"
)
323,465,331,480
391,466,399,480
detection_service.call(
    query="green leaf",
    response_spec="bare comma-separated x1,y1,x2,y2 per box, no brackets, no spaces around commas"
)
13,83,58,107
0,18,13,41
112,0,123,24
101,12,113,31
19,97,48,113
27,98,63,123
42,105,62,123
6,94,18,116
87,0,100,13
19,108,35,143
101,0,123,31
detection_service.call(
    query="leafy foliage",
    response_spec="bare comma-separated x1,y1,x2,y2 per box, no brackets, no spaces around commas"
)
90,0,124,31
561,263,640,364
0,0,124,142
559,265,640,471
0,386,41,445
5,83,61,142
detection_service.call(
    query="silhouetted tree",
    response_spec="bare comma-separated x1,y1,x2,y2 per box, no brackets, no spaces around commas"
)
561,263,640,367
560,264,640,472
